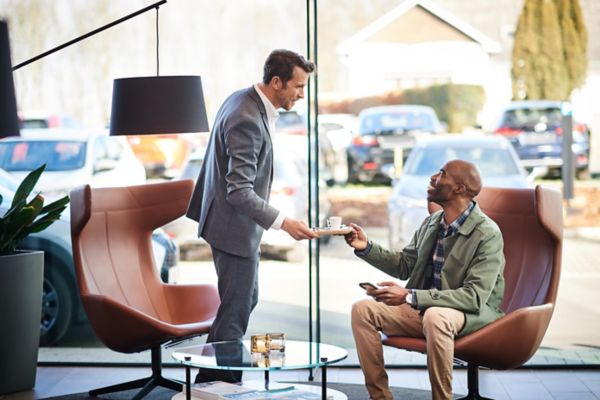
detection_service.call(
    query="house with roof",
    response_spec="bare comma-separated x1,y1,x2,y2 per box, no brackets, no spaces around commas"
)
336,0,501,96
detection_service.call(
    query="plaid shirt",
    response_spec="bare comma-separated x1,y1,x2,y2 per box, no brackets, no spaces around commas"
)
430,202,475,290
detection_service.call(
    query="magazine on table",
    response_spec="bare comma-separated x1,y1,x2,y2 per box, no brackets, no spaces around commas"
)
222,388,327,399
182,381,257,400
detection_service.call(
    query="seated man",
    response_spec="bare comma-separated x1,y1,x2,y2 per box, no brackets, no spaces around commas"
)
344,159,505,400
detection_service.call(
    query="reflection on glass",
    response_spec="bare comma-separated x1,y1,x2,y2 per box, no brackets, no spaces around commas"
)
251,352,285,368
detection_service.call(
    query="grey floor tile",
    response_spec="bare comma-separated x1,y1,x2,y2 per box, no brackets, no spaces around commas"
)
575,370,600,383
550,392,599,400
495,370,543,384
503,382,554,400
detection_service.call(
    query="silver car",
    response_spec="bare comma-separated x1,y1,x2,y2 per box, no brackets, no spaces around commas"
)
387,134,529,251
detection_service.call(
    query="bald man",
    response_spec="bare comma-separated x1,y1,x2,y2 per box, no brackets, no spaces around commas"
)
345,160,505,400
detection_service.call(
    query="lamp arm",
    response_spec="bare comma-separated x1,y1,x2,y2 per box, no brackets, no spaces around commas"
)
12,0,167,71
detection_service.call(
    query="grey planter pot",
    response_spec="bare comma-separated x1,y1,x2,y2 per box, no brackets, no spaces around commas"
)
0,251,44,395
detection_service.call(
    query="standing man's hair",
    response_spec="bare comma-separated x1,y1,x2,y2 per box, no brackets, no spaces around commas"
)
262,49,315,85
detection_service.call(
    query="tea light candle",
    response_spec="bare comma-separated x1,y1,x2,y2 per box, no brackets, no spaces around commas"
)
251,334,270,354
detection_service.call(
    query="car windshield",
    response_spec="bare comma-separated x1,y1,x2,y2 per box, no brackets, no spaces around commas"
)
405,146,521,177
0,140,86,171
360,111,435,135
500,107,562,131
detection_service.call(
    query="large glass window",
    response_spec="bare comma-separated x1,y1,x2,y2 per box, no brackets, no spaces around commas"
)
2,0,598,369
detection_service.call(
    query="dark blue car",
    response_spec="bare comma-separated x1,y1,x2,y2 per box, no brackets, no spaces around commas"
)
346,105,444,184
493,100,590,179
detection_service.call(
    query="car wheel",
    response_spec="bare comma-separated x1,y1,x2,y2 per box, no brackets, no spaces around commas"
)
577,167,591,180
347,157,359,184
40,266,74,346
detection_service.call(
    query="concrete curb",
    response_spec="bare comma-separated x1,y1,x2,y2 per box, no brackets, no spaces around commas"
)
564,227,600,242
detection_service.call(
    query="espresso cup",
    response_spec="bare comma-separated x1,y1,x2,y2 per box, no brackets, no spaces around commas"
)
327,216,342,229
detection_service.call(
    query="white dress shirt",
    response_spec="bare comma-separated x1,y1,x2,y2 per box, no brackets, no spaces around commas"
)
253,84,286,230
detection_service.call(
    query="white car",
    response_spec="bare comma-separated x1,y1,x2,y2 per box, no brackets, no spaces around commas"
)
0,128,146,200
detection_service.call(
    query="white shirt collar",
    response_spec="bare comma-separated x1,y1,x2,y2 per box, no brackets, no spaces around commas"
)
254,84,279,131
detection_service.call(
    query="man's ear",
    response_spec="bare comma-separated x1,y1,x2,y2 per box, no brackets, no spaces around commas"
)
271,76,283,90
454,183,467,195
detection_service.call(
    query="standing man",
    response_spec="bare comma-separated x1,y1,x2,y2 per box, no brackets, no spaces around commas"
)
344,160,505,400
186,49,318,383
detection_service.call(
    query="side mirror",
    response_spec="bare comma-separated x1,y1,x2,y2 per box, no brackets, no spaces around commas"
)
94,158,117,174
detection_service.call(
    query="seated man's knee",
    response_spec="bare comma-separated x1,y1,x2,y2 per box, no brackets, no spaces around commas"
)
422,307,456,334
351,298,374,322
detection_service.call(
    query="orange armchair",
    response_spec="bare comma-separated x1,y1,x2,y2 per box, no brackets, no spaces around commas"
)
383,185,563,400
70,179,220,399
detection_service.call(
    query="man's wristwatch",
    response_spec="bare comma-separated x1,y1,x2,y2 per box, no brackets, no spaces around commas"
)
406,289,416,307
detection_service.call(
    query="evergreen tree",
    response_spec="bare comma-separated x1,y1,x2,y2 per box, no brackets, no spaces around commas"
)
557,0,588,92
511,0,587,100
512,0,537,100
539,0,569,99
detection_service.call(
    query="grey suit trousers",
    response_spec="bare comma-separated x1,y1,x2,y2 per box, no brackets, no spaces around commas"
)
208,245,260,342
195,245,260,383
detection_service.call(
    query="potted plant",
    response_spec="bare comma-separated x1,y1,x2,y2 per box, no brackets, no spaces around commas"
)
0,164,69,395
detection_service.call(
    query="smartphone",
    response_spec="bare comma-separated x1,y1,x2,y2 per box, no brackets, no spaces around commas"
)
359,282,378,291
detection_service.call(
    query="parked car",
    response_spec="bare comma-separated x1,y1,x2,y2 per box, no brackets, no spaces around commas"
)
492,100,591,178
275,110,308,135
0,180,179,346
387,134,529,251
347,105,444,184
318,113,358,184
165,136,332,262
18,112,80,129
126,134,192,178
0,128,146,200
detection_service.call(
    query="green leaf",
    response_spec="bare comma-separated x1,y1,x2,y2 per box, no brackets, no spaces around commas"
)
3,196,27,220
40,195,70,214
28,207,67,233
0,163,70,255
26,194,44,216
2,206,36,248
11,164,46,209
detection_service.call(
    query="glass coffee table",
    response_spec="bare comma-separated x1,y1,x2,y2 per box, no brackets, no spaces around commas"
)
172,339,348,399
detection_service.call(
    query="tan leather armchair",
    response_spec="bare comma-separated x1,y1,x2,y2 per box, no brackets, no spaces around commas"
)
70,179,220,399
383,185,563,400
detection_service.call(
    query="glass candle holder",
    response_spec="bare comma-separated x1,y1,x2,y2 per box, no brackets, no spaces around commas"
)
250,334,270,354
267,332,286,352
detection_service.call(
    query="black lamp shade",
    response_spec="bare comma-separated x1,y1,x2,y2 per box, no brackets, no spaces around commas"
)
109,75,209,135
0,20,20,138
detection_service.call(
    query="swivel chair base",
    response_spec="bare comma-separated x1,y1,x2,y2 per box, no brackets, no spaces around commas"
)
89,346,182,400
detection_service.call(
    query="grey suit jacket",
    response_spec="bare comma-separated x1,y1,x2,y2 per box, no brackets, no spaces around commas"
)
186,86,279,257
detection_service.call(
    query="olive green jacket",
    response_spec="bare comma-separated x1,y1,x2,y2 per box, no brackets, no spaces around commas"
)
359,204,505,335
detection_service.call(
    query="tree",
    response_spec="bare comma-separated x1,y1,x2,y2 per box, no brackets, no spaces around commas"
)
511,0,588,100
557,0,588,93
